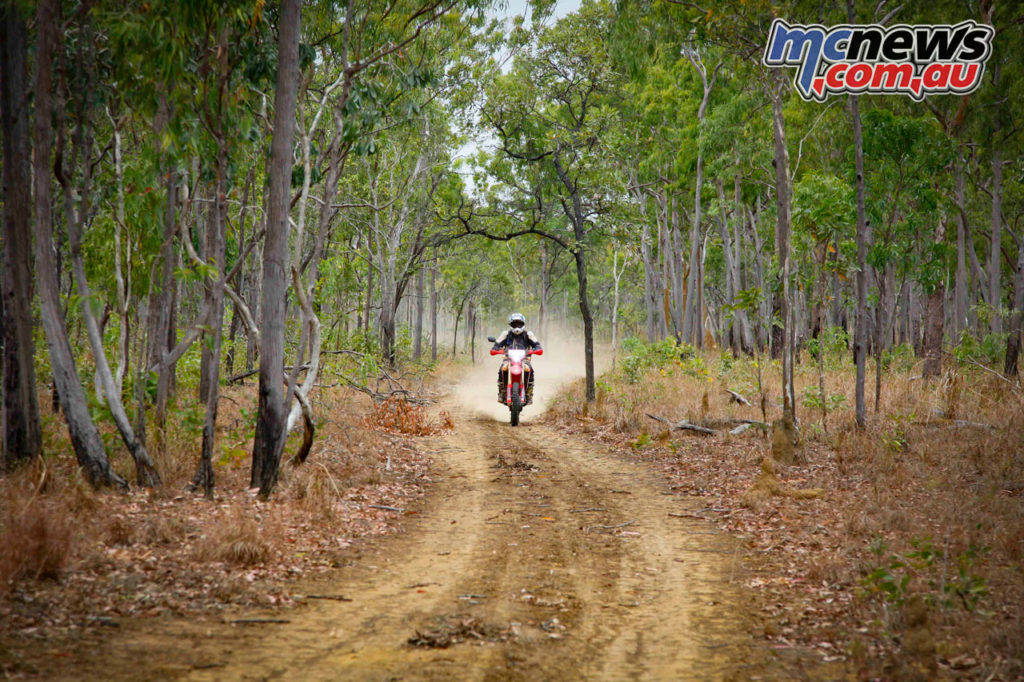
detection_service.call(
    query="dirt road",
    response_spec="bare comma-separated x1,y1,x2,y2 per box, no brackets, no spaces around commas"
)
82,411,756,680
47,349,763,680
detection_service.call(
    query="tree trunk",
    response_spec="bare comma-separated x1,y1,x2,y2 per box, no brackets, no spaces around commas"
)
640,206,659,342
552,154,596,402
716,178,738,354
749,203,768,349
33,0,124,488
574,247,596,402
430,258,438,362
850,92,869,428
1004,232,1024,376
469,301,476,363
109,111,129,403
253,0,301,498
771,70,795,420
413,266,424,360
153,167,178,435
683,156,704,347
611,250,624,370
57,25,161,487
989,63,1003,333
923,219,947,378
198,198,217,404
1,1,42,468
954,153,969,338
64,151,162,488
539,241,549,340
732,174,753,353
193,128,229,499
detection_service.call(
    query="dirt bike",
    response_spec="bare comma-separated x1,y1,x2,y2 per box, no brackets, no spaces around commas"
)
487,337,541,427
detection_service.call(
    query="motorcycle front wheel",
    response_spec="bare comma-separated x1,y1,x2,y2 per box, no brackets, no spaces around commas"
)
510,388,521,427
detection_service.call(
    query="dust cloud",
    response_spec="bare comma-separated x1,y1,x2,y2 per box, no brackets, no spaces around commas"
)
449,323,609,423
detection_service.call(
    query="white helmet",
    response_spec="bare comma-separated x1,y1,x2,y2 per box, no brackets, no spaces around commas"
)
509,312,526,335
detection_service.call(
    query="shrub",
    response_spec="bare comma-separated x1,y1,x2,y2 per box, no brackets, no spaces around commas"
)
954,330,1007,368
619,337,694,384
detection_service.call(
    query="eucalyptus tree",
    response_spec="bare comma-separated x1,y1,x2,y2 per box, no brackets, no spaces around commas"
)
862,110,952,395
246,0,301,499
482,0,623,403
1,0,41,467
32,0,125,487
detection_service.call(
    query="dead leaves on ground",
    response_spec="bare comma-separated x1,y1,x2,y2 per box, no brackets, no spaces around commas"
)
365,395,454,436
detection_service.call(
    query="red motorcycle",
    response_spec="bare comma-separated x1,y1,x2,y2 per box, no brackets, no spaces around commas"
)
487,337,541,426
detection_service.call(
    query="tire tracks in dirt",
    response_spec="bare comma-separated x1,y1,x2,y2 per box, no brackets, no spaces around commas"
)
167,408,759,681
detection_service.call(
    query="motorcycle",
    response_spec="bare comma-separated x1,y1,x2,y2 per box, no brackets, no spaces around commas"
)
487,336,541,426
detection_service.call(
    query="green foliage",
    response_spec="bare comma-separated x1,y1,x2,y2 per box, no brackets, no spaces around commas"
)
881,412,915,453
619,337,692,384
631,432,651,450
219,407,256,469
805,326,850,370
881,343,917,374
953,330,1007,368
862,537,989,612
800,385,846,414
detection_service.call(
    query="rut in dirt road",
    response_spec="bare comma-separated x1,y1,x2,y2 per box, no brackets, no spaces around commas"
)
177,409,757,681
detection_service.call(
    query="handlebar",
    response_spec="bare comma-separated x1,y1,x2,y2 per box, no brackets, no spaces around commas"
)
489,348,543,356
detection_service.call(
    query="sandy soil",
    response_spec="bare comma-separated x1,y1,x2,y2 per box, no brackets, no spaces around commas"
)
30,341,774,680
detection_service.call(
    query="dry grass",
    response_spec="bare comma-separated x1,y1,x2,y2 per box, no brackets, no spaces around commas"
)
0,463,76,589
0,379,434,647
192,504,273,567
546,349,1024,679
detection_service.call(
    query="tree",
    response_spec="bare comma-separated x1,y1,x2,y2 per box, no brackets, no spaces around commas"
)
32,0,125,488
481,0,621,402
252,0,302,499
1,0,42,468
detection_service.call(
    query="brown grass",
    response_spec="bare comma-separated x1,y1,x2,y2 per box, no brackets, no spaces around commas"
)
192,504,273,567
0,462,77,590
0,378,433,652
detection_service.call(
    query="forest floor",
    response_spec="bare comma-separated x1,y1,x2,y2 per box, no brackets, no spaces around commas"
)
1,344,1020,680
546,345,1024,681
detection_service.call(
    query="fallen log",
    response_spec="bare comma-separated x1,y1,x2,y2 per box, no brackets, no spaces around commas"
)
726,389,751,406
645,413,717,435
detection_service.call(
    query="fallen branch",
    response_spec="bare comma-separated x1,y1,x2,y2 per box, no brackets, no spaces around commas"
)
646,413,717,435
229,363,311,385
367,504,405,513
726,389,751,406
917,418,996,431
304,594,353,601
326,368,435,405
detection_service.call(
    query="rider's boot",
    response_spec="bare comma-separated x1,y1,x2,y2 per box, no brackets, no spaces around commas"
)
525,379,534,405
497,377,505,404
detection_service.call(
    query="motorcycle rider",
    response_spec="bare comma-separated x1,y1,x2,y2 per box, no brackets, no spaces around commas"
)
491,313,543,405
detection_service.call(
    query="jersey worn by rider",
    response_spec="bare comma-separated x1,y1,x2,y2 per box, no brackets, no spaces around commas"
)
491,330,542,352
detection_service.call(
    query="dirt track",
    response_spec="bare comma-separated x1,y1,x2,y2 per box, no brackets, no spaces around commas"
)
37,344,767,681
65,402,756,681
